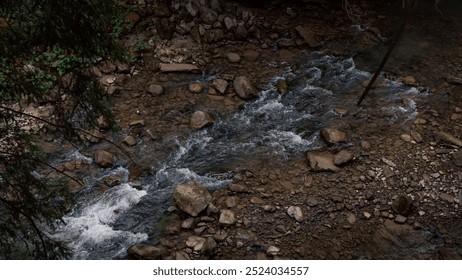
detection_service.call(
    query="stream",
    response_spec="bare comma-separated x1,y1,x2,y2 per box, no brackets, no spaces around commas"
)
52,52,420,259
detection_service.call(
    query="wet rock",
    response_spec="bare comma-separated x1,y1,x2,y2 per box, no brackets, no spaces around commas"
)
391,195,413,215
233,76,257,100
434,131,462,147
172,181,212,217
190,111,214,129
186,235,206,251
225,52,241,63
94,150,115,168
277,79,288,94
148,84,164,95
219,209,236,226
295,26,320,48
127,245,164,260
321,128,347,144
287,206,304,222
188,83,204,93
403,76,416,85
159,63,200,73
103,175,122,188
212,79,228,94
200,6,218,24
306,151,339,172
334,150,354,166
123,135,137,146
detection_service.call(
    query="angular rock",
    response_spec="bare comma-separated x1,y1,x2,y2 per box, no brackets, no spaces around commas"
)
233,76,257,100
307,151,339,172
411,131,423,143
185,235,206,251
94,150,115,168
287,206,304,222
295,26,321,48
201,236,217,255
148,84,164,95
434,131,462,147
403,76,416,85
172,181,212,217
219,209,236,225
321,128,347,144
181,217,195,229
334,150,354,166
212,79,228,94
347,213,357,224
123,135,137,146
190,111,214,129
159,63,200,73
391,195,412,215
127,245,164,260
400,134,412,142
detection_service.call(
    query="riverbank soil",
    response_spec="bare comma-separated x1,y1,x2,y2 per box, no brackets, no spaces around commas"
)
52,0,462,259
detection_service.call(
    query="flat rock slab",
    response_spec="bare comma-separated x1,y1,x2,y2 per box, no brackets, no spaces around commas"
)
159,63,200,73
306,150,339,172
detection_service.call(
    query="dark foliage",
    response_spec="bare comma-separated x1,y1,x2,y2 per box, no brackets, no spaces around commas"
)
0,0,126,259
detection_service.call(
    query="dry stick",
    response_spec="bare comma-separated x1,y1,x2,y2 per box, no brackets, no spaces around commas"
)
357,0,417,106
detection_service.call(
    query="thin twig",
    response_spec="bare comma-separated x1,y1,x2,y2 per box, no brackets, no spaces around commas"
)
357,0,418,106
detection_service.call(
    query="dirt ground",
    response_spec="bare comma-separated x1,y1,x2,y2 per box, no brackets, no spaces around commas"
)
68,0,462,259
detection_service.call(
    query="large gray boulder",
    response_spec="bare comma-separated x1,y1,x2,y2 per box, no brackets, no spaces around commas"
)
172,181,212,217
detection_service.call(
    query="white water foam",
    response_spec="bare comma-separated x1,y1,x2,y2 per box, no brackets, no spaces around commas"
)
53,183,148,259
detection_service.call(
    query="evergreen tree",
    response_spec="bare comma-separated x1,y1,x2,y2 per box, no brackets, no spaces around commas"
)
0,0,126,259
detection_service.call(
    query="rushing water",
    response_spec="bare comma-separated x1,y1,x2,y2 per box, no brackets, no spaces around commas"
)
52,53,420,259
